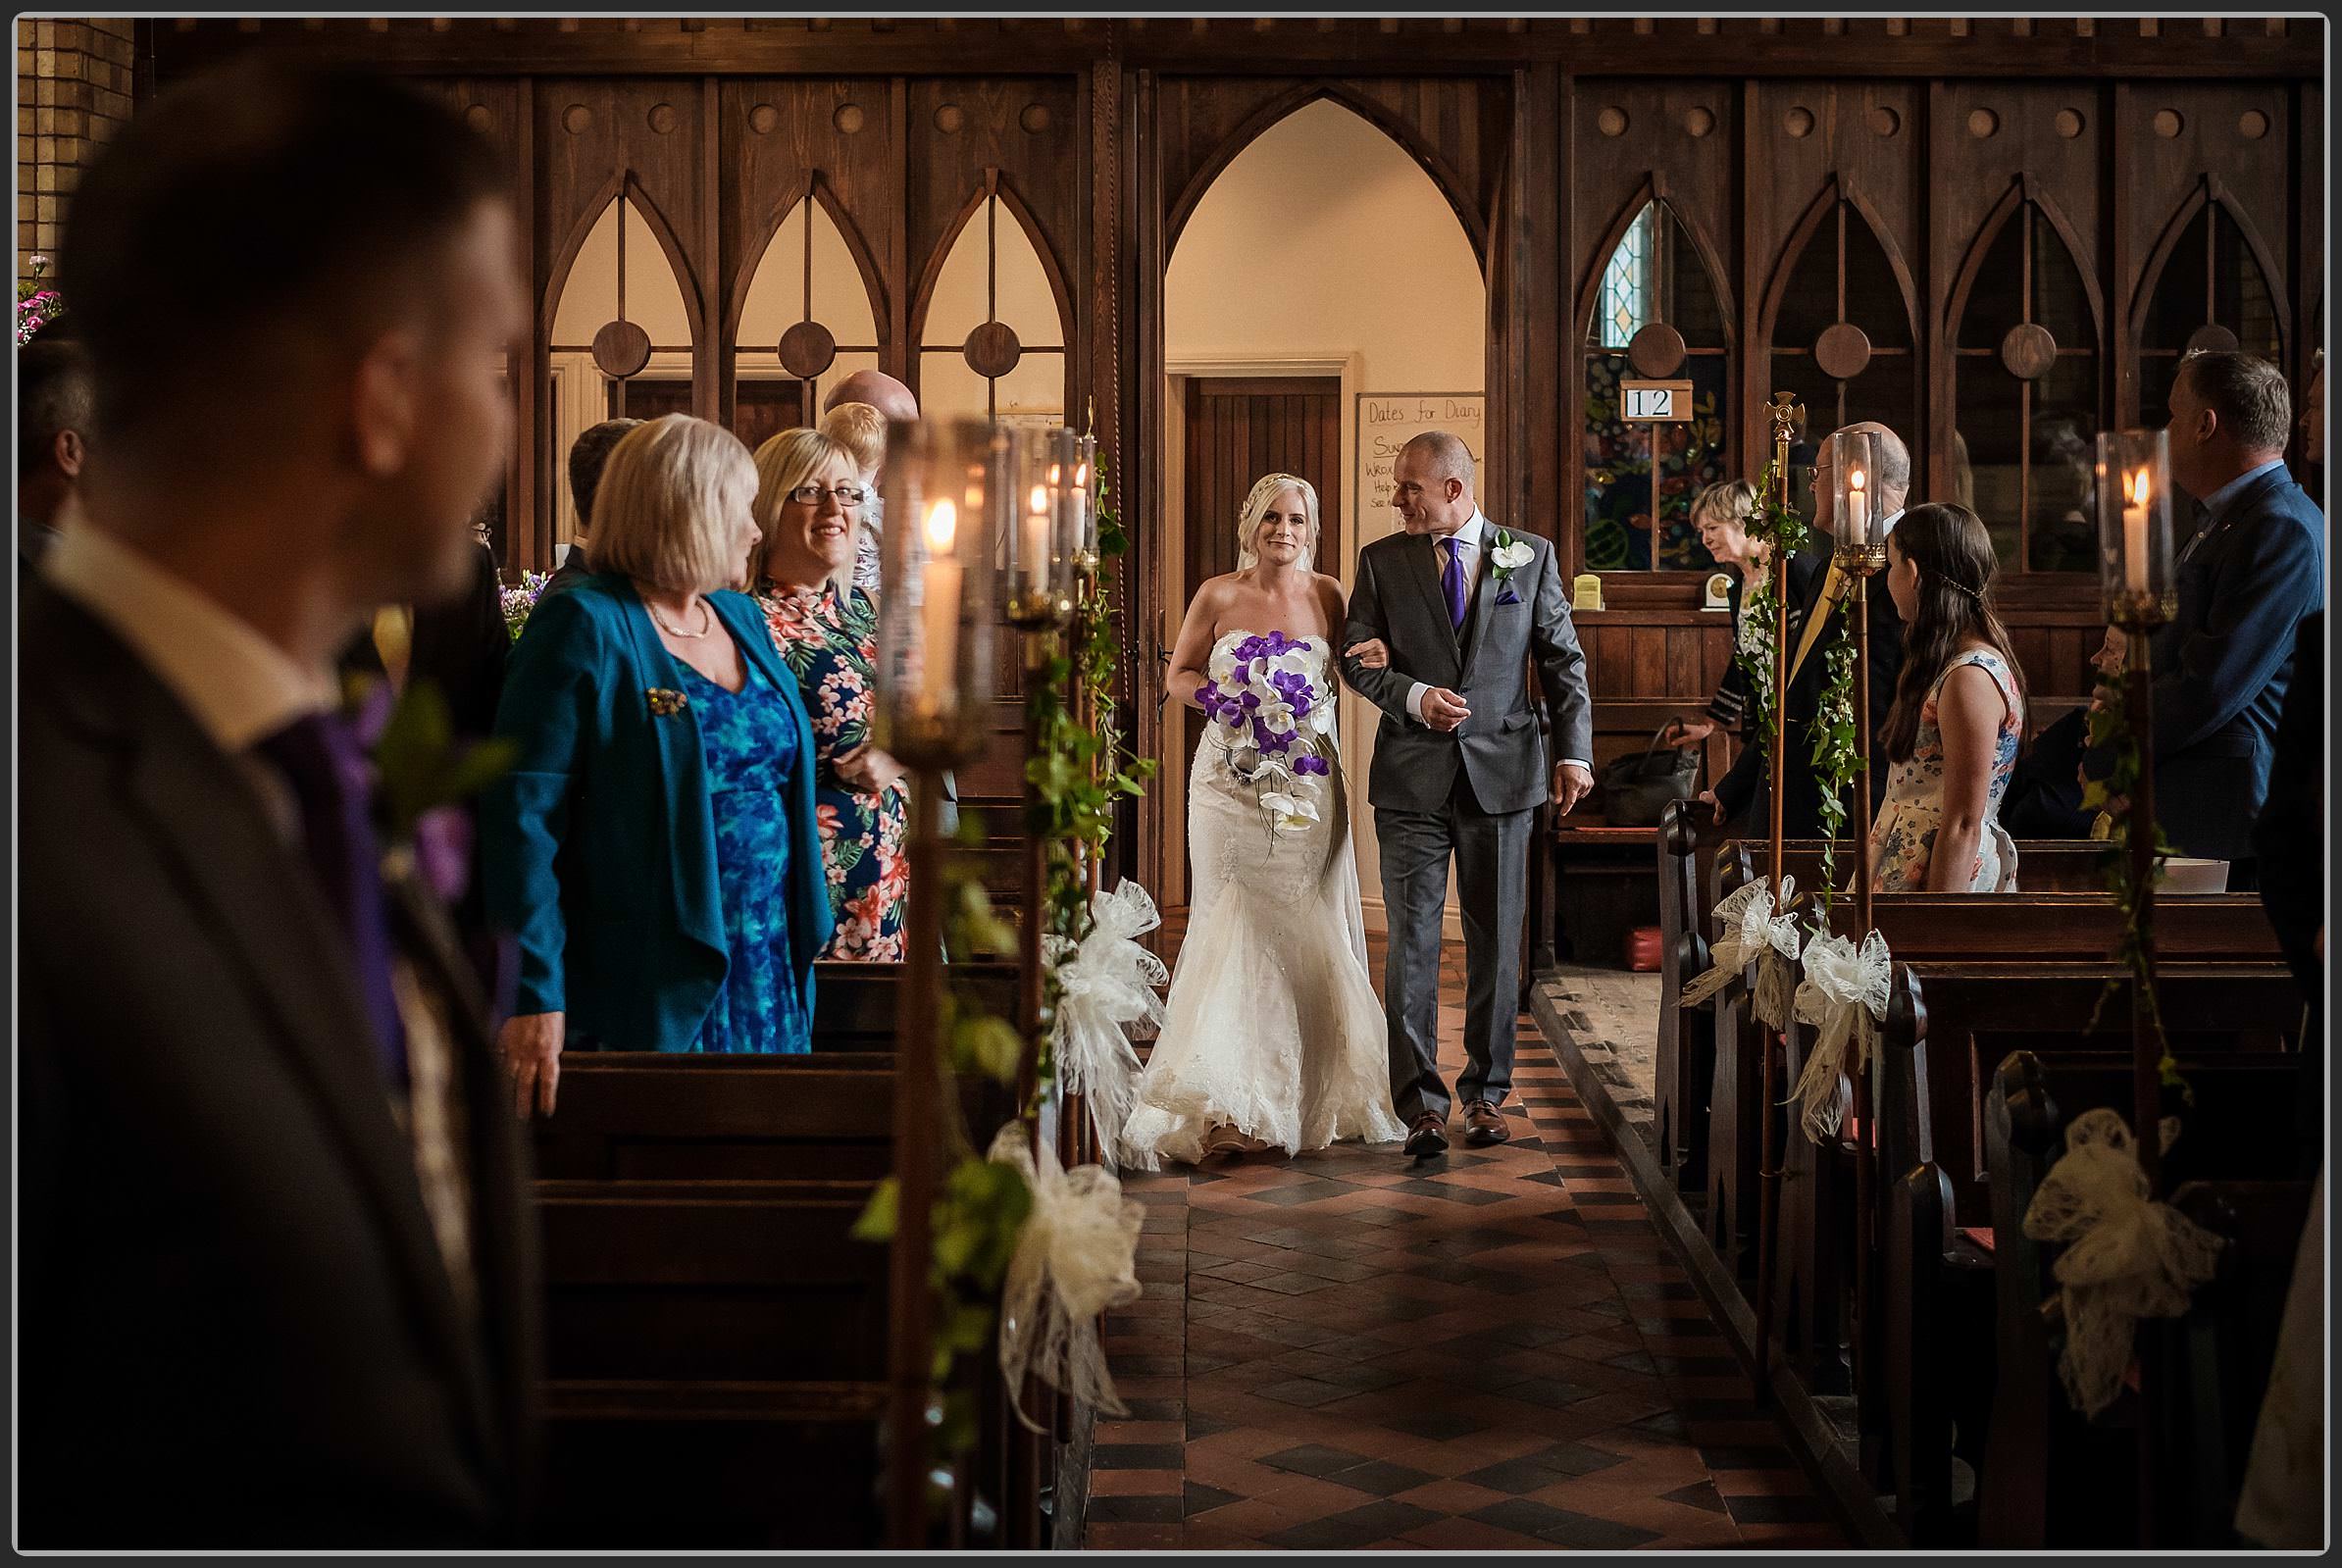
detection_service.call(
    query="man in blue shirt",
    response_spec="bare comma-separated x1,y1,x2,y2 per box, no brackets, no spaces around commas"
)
2088,350,2324,881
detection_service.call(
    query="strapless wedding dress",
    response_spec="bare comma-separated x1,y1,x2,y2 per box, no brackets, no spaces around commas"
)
1120,632,1405,1168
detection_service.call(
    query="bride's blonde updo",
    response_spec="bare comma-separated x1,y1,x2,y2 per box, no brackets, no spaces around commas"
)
1234,472,1321,573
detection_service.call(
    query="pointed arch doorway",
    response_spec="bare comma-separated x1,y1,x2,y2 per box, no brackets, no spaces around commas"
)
1156,96,1489,930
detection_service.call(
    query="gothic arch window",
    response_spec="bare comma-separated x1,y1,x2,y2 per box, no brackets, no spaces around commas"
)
1582,197,1732,572
734,187,885,458
546,188,694,538
1952,197,2102,572
1764,194,1918,523
917,186,1068,428
2136,195,2284,428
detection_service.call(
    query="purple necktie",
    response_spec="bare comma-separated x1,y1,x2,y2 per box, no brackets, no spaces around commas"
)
256,712,410,1089
1441,536,1469,630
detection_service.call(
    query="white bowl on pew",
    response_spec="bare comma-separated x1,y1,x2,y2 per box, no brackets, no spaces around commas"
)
2157,858,2230,893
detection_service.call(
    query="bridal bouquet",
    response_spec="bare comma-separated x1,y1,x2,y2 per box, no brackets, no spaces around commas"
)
1196,631,1337,841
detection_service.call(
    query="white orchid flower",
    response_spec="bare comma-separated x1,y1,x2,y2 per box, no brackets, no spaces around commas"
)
1492,537,1534,573
1258,791,1321,832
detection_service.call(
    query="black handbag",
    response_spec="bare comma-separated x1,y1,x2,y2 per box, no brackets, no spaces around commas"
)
1597,727,1702,828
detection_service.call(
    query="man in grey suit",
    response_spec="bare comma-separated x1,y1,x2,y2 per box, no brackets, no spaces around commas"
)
1342,431,1595,1158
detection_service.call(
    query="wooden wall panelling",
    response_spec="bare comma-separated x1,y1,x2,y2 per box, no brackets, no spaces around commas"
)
2114,77,2295,426
715,77,900,430
903,75,1086,370
1745,78,1926,478
1925,79,2109,507
147,17,2324,84
534,78,712,570
1567,76,1741,587
2295,81,2323,433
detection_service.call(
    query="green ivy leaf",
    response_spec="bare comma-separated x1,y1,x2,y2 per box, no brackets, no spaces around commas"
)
851,1178,899,1242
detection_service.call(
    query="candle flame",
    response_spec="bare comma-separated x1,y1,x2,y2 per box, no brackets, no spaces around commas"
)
2127,467,2152,508
1047,463,1063,486
1030,484,1049,516
925,498,957,553
1075,462,1090,487
1847,468,1866,493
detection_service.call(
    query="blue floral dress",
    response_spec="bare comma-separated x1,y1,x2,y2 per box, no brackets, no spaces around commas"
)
674,656,811,1054
754,580,909,961
1870,647,2025,892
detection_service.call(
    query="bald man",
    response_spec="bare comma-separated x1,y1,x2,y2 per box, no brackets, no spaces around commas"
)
822,367,918,424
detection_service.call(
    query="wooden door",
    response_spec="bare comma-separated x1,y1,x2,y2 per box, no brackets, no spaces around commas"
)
1178,376,1344,780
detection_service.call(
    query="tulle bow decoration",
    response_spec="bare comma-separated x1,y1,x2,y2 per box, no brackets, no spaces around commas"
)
989,1124,1145,1432
1044,881,1168,1171
1789,930,1891,1144
1680,875,1803,1031
2021,1108,2224,1418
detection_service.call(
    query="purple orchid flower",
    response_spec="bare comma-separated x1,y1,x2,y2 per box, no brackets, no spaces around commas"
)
1294,752,1330,778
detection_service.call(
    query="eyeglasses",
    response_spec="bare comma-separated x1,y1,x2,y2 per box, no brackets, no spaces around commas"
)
788,483,867,506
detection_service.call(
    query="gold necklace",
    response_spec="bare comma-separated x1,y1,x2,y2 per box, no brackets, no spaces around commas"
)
647,596,715,639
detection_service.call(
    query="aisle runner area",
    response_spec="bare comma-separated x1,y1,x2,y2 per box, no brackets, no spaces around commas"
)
1085,943,1846,1550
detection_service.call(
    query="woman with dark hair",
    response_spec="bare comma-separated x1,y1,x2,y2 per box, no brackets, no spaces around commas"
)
1871,502,2027,892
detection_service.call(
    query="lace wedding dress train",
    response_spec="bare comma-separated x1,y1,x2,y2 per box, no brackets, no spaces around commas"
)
1120,632,1405,1169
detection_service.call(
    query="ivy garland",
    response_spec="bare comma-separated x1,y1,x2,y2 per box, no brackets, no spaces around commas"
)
1806,618,1858,921
850,436,1156,1501
1728,459,1812,808
2079,666,2188,1102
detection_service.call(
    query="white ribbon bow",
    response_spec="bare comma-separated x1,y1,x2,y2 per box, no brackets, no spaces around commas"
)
1789,929,1891,1144
2021,1107,2224,1418
989,1123,1145,1432
1043,881,1168,1171
1680,875,1803,1032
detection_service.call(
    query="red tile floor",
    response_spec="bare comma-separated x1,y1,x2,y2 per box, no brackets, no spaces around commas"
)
1085,936,1846,1551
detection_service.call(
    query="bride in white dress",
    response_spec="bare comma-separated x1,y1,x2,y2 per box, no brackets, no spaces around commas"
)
1120,473,1406,1169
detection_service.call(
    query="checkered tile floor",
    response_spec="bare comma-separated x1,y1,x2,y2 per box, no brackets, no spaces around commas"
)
1086,936,1846,1551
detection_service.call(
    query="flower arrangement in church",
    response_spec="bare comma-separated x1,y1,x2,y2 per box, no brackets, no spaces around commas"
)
499,568,552,642
1196,630,1336,840
17,254,64,345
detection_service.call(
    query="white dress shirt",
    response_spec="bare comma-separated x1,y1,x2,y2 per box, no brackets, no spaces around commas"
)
43,525,476,1308
1400,511,1588,771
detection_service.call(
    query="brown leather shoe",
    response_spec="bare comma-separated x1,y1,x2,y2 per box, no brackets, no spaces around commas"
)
1462,1099,1510,1147
1402,1112,1449,1159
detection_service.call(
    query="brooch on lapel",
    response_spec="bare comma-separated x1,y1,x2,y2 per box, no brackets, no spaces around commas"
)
1489,529,1533,605
646,687,689,718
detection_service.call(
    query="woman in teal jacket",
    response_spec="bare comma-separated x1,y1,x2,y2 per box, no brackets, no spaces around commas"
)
484,416,836,1116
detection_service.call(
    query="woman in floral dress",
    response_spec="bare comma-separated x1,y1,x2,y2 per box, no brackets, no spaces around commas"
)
1871,502,2026,891
748,429,910,959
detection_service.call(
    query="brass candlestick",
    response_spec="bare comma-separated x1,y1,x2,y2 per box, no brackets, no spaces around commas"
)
1752,390,1802,1402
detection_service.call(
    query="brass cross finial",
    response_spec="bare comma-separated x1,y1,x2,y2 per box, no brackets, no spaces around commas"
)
1766,391,1805,453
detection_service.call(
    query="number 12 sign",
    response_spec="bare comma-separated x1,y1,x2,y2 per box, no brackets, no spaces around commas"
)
1619,379,1694,423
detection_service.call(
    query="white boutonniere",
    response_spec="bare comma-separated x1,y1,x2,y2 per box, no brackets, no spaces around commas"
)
1489,529,1533,605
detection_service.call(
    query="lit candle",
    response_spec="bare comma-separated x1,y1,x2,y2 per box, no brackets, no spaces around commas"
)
1072,460,1092,552
920,498,961,714
2122,468,2151,595
1844,465,1869,548
1025,483,1051,591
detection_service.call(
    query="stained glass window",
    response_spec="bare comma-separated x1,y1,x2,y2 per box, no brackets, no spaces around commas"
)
1598,203,1656,349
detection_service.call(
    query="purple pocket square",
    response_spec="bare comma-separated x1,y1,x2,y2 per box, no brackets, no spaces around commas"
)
1495,587,1523,606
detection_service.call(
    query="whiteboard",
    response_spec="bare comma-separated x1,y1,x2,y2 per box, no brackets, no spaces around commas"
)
1356,392,1486,522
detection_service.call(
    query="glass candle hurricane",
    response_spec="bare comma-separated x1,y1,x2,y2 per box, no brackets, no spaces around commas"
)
1069,430,1100,571
876,416,1004,768
1828,427,1887,574
1004,425,1078,628
2096,429,2176,628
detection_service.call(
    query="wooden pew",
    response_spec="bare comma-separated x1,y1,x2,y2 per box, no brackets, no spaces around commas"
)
1976,1051,2306,1548
2144,1180,2317,1547
1878,964,2304,1543
531,961,1023,1549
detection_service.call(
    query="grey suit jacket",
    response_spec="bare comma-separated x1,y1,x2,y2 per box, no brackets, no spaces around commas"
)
1341,521,1593,815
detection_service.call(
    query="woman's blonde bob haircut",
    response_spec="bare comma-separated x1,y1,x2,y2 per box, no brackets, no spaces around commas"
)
751,428,860,591
1234,472,1322,573
585,414,759,593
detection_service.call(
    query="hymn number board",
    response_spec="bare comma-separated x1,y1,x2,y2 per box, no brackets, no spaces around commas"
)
1619,379,1695,423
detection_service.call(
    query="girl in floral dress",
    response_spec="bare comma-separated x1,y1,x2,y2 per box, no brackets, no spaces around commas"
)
1871,502,2027,892
749,429,910,960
